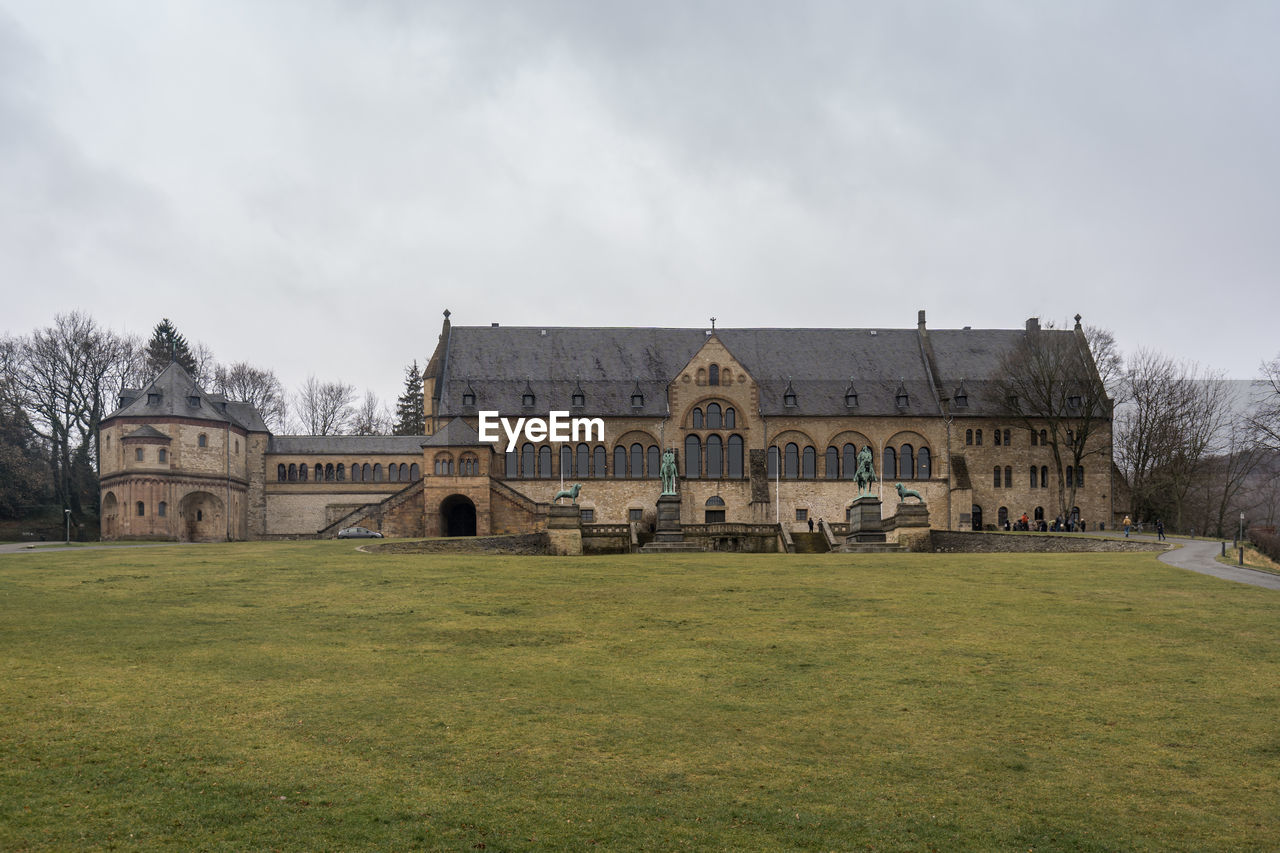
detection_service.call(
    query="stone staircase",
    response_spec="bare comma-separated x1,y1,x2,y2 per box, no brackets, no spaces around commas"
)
790,532,830,554
316,478,423,538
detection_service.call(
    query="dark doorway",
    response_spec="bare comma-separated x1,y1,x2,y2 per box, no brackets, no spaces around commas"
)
971,504,983,531
441,494,477,537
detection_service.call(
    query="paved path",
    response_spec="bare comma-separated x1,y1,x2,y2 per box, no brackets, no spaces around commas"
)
1097,531,1280,592
0,541,198,555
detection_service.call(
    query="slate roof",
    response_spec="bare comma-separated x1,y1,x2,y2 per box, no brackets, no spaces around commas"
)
106,363,270,432
435,324,1077,418
267,435,429,455
422,417,482,447
122,425,171,440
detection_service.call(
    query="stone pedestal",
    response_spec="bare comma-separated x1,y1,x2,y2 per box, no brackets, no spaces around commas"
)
546,504,582,556
845,495,887,545
642,493,702,552
889,502,931,552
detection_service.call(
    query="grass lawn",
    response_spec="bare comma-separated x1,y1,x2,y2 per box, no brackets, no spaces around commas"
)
2,544,1277,851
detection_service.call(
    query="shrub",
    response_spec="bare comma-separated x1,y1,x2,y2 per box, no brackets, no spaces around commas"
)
1249,527,1280,564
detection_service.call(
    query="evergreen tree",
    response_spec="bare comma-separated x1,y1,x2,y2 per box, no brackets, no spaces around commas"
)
393,360,425,435
145,318,196,377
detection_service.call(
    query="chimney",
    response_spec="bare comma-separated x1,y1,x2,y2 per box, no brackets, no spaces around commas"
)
917,310,926,330
1026,317,1040,332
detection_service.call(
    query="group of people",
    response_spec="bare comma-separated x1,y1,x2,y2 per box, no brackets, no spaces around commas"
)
1124,515,1166,541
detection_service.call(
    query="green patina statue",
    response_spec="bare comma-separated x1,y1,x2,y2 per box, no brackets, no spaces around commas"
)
855,445,877,496
553,483,582,504
894,482,923,503
660,449,678,496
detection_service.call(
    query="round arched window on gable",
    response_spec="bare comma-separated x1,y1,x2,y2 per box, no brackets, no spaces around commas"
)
705,495,726,523
198,433,208,447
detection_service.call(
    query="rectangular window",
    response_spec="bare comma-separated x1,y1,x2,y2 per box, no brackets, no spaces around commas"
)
580,508,595,522
628,508,643,522
158,449,167,463
796,508,808,522
136,448,144,462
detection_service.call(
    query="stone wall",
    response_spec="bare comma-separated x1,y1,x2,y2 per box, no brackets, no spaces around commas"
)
930,530,1167,553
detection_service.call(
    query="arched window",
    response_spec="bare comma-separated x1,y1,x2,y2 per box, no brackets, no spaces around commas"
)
696,367,706,385
707,403,722,429
998,507,1009,528
521,444,535,478
351,463,361,483
692,408,703,429
136,501,145,516
1041,466,1048,488
994,466,1002,488
1004,466,1012,488
323,463,332,481
727,434,744,478
198,433,207,448
576,444,589,477
647,445,660,477
899,445,914,479
802,446,816,479
976,429,983,445
706,434,723,478
843,444,857,480
972,504,983,530
505,449,517,478
390,464,400,481
994,430,1002,447
966,429,973,445
725,407,736,428
1035,506,1044,521
1076,466,1085,487
158,501,167,518
685,435,701,478
1030,466,1038,488
337,463,346,481
614,446,626,477
709,364,719,386
594,446,607,477
278,464,287,482
1039,429,1047,445
315,463,323,482
705,495,725,523
825,447,839,479
883,447,897,480
767,446,779,479
539,446,552,478
1031,430,1038,447
399,463,409,481
435,455,453,475
457,456,472,476
363,463,372,482
373,463,383,482
1003,429,1011,446
299,464,307,482
918,447,930,479
631,443,644,479
410,463,420,480
560,445,573,477
784,443,799,479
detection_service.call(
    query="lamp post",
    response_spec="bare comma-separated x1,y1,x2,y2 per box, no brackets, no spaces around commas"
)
1239,512,1245,566
64,508,71,544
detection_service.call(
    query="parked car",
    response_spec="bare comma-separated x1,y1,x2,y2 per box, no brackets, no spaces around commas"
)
337,526,383,539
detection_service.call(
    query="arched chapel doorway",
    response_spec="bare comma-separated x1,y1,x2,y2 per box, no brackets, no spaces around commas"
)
440,494,477,537
102,492,119,539
179,491,224,542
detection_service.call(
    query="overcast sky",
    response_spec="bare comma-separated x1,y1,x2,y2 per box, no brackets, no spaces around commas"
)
3,1,1277,413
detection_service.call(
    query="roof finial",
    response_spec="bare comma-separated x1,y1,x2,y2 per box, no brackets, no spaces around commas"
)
710,316,717,330
443,308,451,319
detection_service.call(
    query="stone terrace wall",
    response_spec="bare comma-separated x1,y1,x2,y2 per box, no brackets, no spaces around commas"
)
931,531,1168,554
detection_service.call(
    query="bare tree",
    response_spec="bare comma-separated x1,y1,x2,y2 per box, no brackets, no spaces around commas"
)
992,321,1112,520
1085,324,1125,403
293,376,356,436
351,390,391,436
1249,353,1280,452
212,362,288,432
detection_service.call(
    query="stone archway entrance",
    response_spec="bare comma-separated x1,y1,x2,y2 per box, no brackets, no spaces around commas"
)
440,494,477,537
179,491,224,542
971,504,983,531
102,492,119,539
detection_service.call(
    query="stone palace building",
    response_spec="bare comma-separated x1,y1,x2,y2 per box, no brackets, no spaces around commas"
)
98,310,1118,542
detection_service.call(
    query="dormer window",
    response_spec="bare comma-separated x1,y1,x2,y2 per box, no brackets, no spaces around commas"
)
1007,395,1020,411
953,382,968,408
462,391,475,406
844,380,858,408
630,383,644,408
895,381,909,409
571,380,585,408
783,380,797,408
1068,395,1082,410
187,395,200,407
521,381,536,408
147,393,161,406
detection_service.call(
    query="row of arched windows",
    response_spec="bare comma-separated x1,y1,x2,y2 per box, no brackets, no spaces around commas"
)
684,434,745,479
276,462,421,483
434,453,480,476
765,443,932,480
995,465,1085,489
696,364,731,386
967,427,1053,447
690,404,736,429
